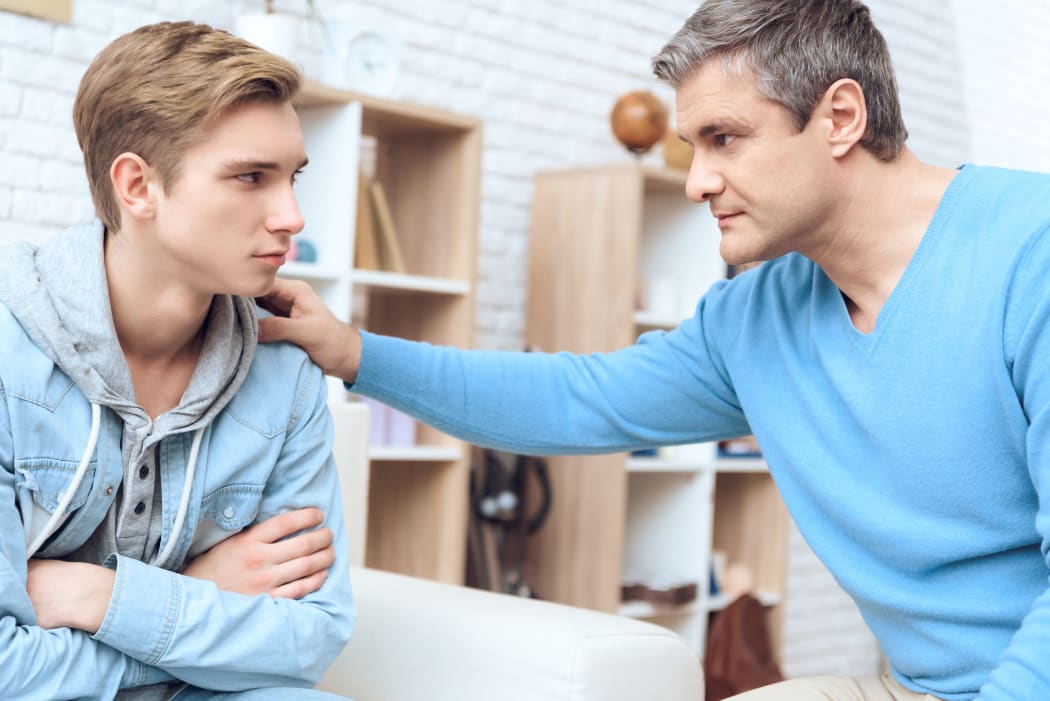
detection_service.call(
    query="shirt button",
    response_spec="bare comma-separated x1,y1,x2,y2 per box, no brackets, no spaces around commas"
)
104,485,114,496
139,465,150,479
134,501,146,515
223,506,235,519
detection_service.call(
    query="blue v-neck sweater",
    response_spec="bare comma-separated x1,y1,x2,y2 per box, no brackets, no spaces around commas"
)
353,164,1050,701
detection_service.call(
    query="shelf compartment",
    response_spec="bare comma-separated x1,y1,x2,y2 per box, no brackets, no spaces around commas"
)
632,310,683,330
705,589,781,613
369,445,462,462
280,261,346,282
627,457,706,473
619,599,700,619
351,268,471,296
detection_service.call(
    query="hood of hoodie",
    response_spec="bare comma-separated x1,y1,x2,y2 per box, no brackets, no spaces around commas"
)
0,220,257,455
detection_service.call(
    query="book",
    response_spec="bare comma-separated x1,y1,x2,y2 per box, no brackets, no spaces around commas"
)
353,173,381,270
369,180,406,274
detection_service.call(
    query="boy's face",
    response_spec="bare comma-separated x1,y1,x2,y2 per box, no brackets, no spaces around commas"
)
676,62,839,266
149,100,307,298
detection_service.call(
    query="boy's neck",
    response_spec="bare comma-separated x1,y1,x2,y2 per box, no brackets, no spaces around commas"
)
104,227,212,417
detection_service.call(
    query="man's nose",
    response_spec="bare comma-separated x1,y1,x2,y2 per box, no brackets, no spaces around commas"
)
684,156,725,203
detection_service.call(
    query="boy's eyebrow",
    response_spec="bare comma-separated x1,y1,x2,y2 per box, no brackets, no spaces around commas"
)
222,157,310,171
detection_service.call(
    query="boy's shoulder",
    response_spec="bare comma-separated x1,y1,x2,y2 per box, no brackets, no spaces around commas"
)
0,302,70,403
227,321,328,433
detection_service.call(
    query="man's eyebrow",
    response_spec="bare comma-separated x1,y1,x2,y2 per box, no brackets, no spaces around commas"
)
695,119,751,139
222,157,310,171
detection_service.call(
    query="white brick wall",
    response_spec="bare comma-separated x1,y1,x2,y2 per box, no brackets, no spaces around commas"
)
1,0,1048,682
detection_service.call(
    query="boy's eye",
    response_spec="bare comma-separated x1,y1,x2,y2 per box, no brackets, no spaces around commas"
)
236,172,261,184
715,134,736,147
291,169,303,185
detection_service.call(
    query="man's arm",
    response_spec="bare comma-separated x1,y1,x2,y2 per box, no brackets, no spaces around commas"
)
84,360,353,691
974,227,1050,700
259,278,752,456
258,279,361,383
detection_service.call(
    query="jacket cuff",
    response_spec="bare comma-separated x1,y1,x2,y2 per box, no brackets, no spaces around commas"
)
93,553,181,666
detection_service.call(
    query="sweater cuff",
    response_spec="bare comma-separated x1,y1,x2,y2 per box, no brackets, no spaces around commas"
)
93,553,181,666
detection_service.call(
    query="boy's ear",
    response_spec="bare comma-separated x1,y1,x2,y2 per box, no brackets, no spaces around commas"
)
109,152,158,221
814,78,867,159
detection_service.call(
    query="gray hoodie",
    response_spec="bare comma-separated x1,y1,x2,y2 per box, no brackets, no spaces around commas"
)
0,220,260,699
0,219,257,563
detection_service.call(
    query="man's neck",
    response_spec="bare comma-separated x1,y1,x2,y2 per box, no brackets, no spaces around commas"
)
104,227,212,417
809,148,959,332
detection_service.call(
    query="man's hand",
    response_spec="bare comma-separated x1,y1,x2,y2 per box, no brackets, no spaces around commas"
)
257,278,362,384
27,560,115,632
183,507,336,599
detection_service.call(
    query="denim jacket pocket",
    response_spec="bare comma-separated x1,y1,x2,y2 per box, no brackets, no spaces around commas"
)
199,483,264,529
15,458,97,514
189,484,265,559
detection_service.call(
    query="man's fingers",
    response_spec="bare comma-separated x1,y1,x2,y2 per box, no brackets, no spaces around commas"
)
271,569,328,600
249,508,324,543
256,278,308,316
258,315,297,344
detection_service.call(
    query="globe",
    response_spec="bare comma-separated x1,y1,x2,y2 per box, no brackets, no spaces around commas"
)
610,90,668,155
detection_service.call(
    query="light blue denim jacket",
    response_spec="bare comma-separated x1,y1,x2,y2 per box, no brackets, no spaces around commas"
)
0,222,355,699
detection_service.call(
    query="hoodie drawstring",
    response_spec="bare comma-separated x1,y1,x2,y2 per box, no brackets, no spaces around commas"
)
25,403,101,559
25,402,205,568
152,426,204,568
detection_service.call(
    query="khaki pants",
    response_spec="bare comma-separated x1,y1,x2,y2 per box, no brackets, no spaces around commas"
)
726,674,943,701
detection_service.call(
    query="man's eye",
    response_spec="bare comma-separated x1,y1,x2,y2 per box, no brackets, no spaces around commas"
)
715,134,736,147
236,172,261,184
291,169,303,185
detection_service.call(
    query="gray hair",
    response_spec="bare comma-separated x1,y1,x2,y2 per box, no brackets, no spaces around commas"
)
652,0,907,161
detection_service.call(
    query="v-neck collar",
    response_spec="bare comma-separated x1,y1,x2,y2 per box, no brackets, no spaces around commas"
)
818,164,977,355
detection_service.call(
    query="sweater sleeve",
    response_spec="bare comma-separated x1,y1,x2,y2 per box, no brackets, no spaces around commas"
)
91,361,355,691
977,225,1050,700
0,383,174,700
351,280,751,455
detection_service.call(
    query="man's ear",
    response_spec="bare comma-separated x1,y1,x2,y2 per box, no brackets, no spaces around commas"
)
109,152,158,221
815,78,867,159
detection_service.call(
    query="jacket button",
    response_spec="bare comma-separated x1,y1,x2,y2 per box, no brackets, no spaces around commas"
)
139,465,150,479
104,485,114,496
223,506,235,519
134,501,146,515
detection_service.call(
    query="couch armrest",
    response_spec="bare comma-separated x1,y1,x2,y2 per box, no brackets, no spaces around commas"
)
317,567,704,701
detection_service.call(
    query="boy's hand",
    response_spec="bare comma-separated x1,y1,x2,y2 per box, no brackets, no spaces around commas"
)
257,278,362,384
27,560,114,632
183,508,336,599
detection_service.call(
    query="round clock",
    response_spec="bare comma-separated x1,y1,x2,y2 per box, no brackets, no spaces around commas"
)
342,30,400,98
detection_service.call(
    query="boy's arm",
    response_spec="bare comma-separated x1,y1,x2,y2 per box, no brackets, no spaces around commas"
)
0,383,175,700
88,360,354,691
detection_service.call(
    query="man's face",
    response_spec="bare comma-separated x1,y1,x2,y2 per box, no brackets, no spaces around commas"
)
676,62,837,266
150,100,307,298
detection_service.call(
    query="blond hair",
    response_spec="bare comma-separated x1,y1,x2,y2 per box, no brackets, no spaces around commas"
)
73,21,302,232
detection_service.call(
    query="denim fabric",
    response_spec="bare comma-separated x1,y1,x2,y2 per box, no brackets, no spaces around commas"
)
0,303,356,699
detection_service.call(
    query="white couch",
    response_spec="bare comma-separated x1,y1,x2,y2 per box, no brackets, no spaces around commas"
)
318,566,704,701
320,400,704,700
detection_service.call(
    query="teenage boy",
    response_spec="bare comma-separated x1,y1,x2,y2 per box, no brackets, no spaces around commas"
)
259,1,1050,700
0,21,353,700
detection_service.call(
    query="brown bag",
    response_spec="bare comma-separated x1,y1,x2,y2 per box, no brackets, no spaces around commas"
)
703,594,784,700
